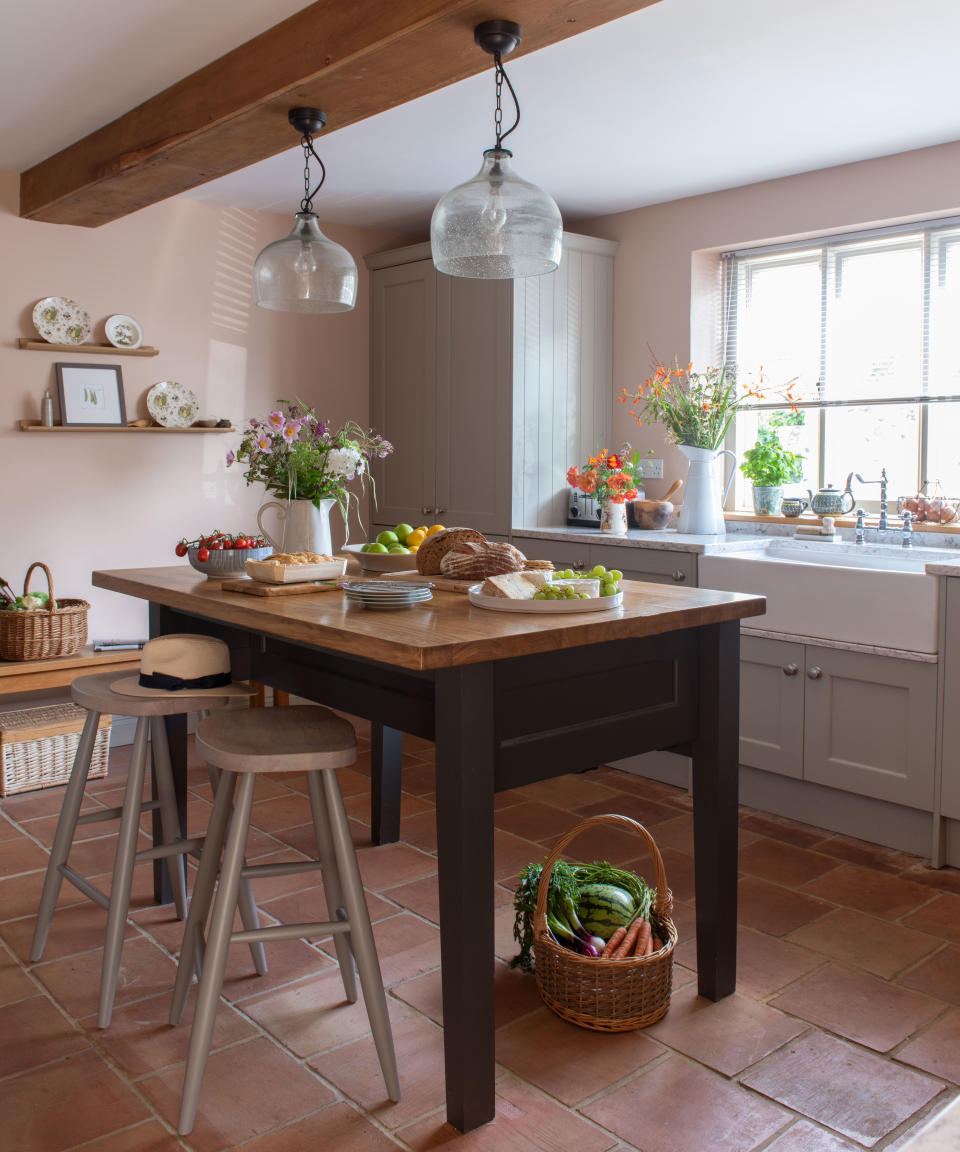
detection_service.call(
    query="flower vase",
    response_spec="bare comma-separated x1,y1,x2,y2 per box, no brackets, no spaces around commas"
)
257,498,336,555
676,447,737,535
601,499,628,536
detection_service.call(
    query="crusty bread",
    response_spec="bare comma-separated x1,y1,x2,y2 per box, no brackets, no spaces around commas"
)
416,527,486,575
440,541,526,581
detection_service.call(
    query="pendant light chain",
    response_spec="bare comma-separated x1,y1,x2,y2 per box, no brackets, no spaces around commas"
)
493,51,520,150
300,132,327,214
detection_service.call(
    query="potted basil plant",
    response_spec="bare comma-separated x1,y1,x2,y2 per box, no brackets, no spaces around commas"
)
740,427,804,515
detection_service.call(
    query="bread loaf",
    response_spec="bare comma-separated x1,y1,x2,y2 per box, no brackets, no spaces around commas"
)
416,527,486,574
440,541,526,580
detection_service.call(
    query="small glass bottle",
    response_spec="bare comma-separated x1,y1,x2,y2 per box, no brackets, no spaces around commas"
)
41,390,54,427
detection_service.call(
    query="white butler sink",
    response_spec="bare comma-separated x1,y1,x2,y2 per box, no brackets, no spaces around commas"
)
699,540,954,654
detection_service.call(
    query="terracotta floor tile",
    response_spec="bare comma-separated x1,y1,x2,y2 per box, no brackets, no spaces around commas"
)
346,790,433,826
770,963,944,1052
397,1069,617,1151
0,1049,149,1152
901,863,960,896
253,877,396,927
33,934,177,1018
634,812,694,855
493,829,554,885
647,984,805,1075
335,766,375,798
654,847,695,903
334,911,440,987
63,1119,187,1151
0,993,88,1076
493,801,577,843
85,988,256,1077
496,1005,663,1104
739,812,832,850
582,1053,788,1152
400,810,438,853
902,893,960,945
248,792,315,832
742,1031,943,1147
761,1120,863,1151
737,878,832,936
730,926,825,998
0,864,85,923
232,1101,405,1152
355,842,438,891
392,959,542,1031
786,907,942,979
381,873,441,923
574,791,679,828
515,773,622,811
593,769,687,804
738,838,840,888
810,833,923,874
898,945,960,1005
57,828,152,878
399,761,436,796
896,1006,960,1085
802,863,935,920
219,935,335,1002
0,831,51,876
0,945,39,1004
545,820,658,864
140,1035,334,1152
3,898,137,964
237,849,316,902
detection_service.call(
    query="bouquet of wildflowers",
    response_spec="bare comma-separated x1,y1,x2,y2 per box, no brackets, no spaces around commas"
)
567,447,642,505
228,400,393,525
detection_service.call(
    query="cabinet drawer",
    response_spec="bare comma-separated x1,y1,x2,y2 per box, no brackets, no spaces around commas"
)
739,636,804,779
589,544,697,587
510,535,592,571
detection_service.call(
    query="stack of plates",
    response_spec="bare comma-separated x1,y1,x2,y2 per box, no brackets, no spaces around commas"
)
342,581,433,610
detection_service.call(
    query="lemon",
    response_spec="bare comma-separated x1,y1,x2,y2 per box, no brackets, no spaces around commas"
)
425,524,446,537
408,543,420,554
414,525,428,535
406,529,426,547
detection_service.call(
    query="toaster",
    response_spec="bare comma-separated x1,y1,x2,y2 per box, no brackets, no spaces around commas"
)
567,489,602,528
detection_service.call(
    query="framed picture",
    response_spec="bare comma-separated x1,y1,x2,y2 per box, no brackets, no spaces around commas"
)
55,363,127,427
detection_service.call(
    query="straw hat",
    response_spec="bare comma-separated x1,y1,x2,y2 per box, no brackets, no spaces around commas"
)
111,634,253,699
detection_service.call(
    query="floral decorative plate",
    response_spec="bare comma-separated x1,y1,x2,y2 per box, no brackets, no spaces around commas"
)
146,381,198,428
105,314,143,349
32,297,92,345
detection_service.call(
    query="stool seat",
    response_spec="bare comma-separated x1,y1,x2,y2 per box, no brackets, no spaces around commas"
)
197,705,356,773
71,671,232,718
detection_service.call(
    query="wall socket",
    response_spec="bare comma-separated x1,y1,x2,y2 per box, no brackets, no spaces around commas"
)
639,458,664,479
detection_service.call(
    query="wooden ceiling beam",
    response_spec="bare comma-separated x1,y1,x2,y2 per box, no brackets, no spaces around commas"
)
19,0,661,227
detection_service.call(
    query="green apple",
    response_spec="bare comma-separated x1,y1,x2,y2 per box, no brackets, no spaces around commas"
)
387,543,410,554
360,543,372,552
367,542,389,554
395,523,413,543
376,530,399,547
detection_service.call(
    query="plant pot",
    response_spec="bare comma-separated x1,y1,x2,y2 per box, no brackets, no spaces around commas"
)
751,485,783,516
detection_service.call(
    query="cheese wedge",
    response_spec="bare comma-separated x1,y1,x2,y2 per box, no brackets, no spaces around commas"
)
481,571,548,599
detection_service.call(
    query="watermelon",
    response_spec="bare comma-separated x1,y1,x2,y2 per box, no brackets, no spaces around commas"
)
577,883,636,939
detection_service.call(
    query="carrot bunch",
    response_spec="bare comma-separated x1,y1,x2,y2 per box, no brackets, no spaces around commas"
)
600,916,663,960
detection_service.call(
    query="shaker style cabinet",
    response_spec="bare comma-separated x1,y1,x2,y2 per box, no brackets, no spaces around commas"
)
366,234,618,537
937,578,960,821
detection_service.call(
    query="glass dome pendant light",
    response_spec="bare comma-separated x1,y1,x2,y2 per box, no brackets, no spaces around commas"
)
253,108,358,313
431,20,563,280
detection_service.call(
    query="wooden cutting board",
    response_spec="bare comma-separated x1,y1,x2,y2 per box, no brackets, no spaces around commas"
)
220,578,342,597
373,569,476,594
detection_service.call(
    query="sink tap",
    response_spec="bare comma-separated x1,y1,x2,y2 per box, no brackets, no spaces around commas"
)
902,510,913,548
855,509,866,544
855,467,889,529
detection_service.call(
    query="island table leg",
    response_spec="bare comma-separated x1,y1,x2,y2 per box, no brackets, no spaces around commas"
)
370,723,403,845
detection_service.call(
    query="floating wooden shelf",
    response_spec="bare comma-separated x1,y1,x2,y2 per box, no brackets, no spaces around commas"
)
17,339,160,357
18,421,235,433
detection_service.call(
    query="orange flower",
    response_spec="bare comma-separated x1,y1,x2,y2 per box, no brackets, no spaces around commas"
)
607,453,621,469
607,473,627,489
625,488,639,501
566,465,580,487
578,474,597,494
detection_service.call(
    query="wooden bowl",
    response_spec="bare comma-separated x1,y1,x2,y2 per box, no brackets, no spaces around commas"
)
630,480,683,531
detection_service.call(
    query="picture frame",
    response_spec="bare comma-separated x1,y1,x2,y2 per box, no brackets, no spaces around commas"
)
55,363,127,427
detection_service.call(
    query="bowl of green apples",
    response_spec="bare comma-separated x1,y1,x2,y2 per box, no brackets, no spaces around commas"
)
343,522,428,572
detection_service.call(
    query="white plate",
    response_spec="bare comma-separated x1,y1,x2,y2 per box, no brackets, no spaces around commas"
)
32,296,92,344
147,381,198,428
105,314,143,349
246,556,347,583
343,543,417,572
468,587,623,613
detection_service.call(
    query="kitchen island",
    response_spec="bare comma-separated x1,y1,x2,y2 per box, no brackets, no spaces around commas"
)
92,565,764,1133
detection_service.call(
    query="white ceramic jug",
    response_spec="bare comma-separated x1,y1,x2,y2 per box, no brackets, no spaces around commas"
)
676,447,737,535
257,498,336,556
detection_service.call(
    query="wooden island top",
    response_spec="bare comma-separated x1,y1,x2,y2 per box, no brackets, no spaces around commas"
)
92,565,766,672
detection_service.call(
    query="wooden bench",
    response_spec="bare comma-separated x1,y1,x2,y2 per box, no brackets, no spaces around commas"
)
0,647,141,699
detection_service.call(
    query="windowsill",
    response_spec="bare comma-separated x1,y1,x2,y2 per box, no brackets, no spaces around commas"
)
725,510,960,533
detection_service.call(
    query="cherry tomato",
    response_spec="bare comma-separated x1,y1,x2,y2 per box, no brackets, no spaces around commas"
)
175,542,188,558
237,538,250,549
210,541,224,550
197,547,210,562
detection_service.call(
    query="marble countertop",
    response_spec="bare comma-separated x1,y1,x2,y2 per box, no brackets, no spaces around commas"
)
511,526,768,555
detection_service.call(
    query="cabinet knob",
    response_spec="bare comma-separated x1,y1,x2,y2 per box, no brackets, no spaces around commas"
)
421,506,434,516
672,569,686,582
782,663,799,676
807,666,822,680
435,507,447,515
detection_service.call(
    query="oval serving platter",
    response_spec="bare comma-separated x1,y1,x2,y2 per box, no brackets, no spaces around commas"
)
467,587,623,613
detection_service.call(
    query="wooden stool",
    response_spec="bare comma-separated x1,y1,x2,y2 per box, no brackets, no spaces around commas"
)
172,705,401,1135
29,671,266,1028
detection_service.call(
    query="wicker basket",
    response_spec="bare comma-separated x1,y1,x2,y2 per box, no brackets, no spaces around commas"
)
0,703,110,797
0,563,90,661
533,813,677,1032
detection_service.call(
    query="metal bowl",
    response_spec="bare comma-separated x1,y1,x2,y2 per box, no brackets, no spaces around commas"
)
187,544,273,578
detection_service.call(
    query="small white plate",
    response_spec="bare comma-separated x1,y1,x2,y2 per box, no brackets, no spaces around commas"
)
468,587,623,613
32,296,92,344
105,314,143,349
147,381,198,428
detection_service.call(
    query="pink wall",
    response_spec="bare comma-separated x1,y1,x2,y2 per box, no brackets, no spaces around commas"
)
0,169,408,639
574,140,960,497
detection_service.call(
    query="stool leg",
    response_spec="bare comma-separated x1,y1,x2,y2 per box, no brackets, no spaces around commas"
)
170,767,236,1026
179,771,255,1136
150,718,187,920
307,770,357,1003
98,716,150,1028
321,770,400,1102
30,709,101,962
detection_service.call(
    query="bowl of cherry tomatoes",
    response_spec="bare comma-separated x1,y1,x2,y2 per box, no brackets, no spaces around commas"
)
174,531,273,578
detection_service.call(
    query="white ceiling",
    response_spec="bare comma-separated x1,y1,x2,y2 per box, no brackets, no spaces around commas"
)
3,0,960,233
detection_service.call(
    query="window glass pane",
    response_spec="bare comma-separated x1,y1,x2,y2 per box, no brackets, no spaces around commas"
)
737,257,821,401
733,409,818,510
827,241,922,400
928,233,960,398
925,402,960,498
822,405,919,507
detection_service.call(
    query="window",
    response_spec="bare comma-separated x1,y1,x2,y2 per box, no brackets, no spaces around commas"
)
723,219,960,512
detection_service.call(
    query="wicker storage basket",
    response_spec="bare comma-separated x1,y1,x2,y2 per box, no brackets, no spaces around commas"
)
0,703,110,797
0,563,90,661
533,813,677,1032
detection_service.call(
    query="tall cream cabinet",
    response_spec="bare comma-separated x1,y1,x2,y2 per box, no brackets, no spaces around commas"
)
365,233,618,537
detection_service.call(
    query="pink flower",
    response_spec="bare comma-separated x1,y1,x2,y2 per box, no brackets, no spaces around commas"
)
266,410,286,431
282,421,300,444
256,433,272,452
225,450,236,466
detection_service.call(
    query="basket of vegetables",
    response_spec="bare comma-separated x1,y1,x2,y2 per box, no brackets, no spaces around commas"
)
0,563,90,661
515,813,676,1032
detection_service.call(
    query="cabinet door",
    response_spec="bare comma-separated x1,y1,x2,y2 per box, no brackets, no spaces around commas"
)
510,534,592,572
940,579,960,819
803,645,937,810
589,544,697,587
369,261,438,527
739,636,804,778
434,276,513,535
